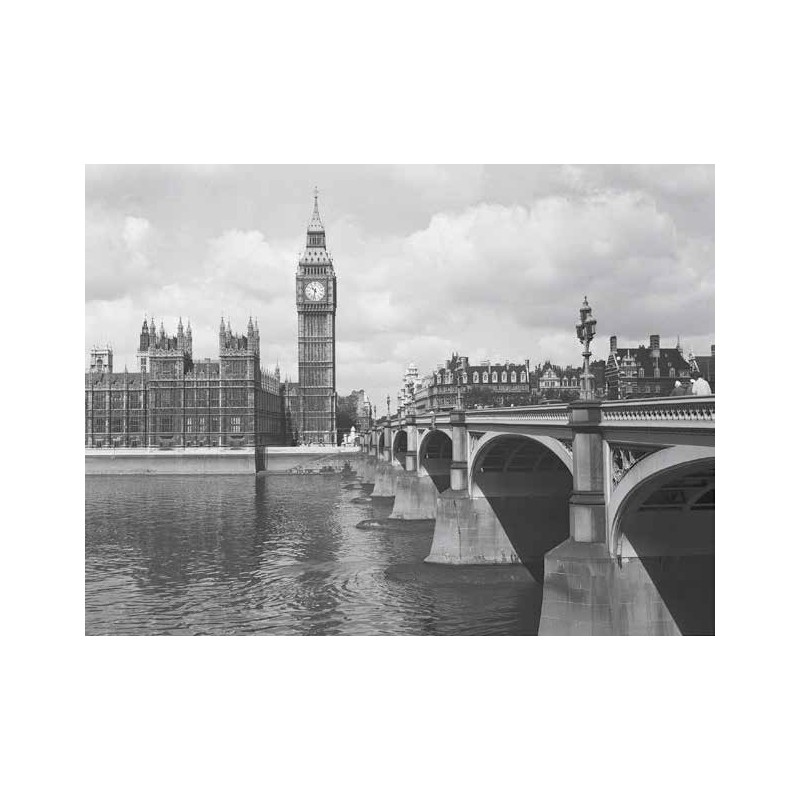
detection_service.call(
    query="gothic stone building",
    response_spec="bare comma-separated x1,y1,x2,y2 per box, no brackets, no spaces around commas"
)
295,192,337,444
85,317,287,448
604,334,701,399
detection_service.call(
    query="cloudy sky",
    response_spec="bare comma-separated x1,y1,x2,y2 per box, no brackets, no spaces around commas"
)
86,165,714,406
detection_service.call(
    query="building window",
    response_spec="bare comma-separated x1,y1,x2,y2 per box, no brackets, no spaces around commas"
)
654,367,660,378
472,372,479,383
231,416,241,433
511,372,517,383
491,372,498,383
501,371,508,383
483,371,489,383
669,367,675,378
187,417,194,433
520,371,527,383
639,368,645,377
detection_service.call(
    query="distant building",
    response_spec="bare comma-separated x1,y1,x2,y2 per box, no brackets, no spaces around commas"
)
408,354,534,411
85,317,288,448
353,389,373,432
399,363,424,411
604,334,705,399
533,360,606,401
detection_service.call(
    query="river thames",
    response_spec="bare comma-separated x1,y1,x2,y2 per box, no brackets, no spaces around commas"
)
85,472,541,635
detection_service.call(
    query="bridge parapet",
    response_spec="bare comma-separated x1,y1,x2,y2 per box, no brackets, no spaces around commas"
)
600,396,714,427
464,404,570,426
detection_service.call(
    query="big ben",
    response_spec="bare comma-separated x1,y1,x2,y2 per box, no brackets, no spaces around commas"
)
296,190,337,444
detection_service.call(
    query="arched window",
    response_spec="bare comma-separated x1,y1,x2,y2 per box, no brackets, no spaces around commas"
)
491,372,498,383
520,371,527,383
639,368,645,378
482,371,489,383
654,367,660,378
501,371,508,383
669,367,675,378
472,372,479,383
511,371,517,383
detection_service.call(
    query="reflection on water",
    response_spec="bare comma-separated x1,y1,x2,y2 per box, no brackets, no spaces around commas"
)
85,473,541,635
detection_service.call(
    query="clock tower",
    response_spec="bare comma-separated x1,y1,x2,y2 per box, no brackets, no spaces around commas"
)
296,190,337,444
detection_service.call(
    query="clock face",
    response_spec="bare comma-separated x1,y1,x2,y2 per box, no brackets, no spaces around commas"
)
305,281,326,301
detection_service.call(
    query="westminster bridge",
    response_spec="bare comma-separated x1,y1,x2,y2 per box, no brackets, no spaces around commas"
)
354,396,715,635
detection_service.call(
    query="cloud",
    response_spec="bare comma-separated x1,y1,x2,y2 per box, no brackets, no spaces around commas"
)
85,210,162,303
85,166,714,409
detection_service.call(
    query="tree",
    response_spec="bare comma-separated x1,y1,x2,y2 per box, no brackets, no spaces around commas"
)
463,385,496,409
336,393,359,443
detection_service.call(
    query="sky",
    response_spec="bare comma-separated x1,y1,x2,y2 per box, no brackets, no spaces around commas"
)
85,165,714,407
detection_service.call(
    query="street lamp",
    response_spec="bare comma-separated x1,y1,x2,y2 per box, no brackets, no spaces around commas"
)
576,296,597,400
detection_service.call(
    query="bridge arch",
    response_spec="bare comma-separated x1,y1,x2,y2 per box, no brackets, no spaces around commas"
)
417,428,453,492
391,429,408,468
609,444,715,635
468,432,573,493
468,432,574,580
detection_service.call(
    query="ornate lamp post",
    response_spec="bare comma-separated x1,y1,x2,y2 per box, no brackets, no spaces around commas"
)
575,296,597,400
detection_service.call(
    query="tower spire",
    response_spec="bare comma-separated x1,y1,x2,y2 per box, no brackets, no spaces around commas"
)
308,188,324,233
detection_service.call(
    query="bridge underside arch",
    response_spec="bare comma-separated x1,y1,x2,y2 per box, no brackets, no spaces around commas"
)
418,429,453,492
470,434,573,581
391,430,408,469
612,447,715,635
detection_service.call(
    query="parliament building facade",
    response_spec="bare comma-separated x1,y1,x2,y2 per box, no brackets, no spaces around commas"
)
86,195,338,449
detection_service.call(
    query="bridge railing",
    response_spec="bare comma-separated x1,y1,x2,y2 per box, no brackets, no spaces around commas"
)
600,395,714,426
377,396,715,431
464,404,571,425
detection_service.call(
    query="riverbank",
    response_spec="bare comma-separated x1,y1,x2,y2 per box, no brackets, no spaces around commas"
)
85,446,361,475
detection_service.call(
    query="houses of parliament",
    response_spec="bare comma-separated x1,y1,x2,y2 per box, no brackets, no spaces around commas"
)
85,195,338,448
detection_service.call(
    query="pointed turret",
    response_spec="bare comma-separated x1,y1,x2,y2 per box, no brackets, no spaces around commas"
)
139,315,150,351
186,319,193,356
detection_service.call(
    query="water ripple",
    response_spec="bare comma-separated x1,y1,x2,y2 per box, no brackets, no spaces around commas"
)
86,474,540,635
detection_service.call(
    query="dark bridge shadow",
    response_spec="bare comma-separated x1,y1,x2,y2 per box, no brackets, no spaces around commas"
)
392,430,408,469
420,430,452,493
618,463,715,635
474,437,572,583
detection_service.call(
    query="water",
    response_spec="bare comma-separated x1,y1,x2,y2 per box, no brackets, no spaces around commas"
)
85,472,541,635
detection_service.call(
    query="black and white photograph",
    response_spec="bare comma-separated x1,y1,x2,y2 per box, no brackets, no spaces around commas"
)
12,3,796,796
85,165,714,636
